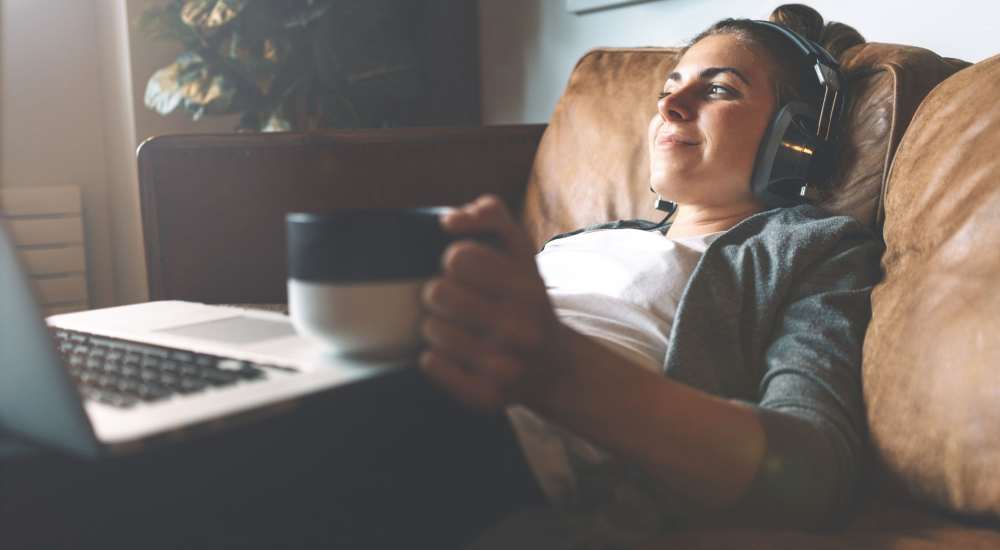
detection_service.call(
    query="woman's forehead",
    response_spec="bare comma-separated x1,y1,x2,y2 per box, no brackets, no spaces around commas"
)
673,34,771,85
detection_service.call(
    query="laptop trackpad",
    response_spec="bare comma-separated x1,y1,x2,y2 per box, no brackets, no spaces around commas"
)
156,316,297,345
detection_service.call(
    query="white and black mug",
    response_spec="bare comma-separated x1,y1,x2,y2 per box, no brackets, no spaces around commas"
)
286,208,455,358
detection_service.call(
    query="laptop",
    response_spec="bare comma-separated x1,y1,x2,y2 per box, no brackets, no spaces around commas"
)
0,222,404,458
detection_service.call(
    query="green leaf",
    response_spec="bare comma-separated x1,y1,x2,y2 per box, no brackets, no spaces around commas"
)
144,52,205,115
144,52,239,118
184,73,239,119
180,0,248,36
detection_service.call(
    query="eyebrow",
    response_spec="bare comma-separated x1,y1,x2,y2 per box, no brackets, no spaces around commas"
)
667,67,751,86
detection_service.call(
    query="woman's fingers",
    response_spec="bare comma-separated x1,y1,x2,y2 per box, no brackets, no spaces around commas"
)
440,241,538,298
422,276,495,327
441,195,536,260
421,313,532,389
424,273,553,352
419,349,519,410
421,314,495,364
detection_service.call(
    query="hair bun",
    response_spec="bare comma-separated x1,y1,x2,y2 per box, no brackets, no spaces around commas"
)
769,3,824,42
769,3,865,60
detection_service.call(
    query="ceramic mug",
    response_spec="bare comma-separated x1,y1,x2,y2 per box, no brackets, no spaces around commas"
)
286,207,455,358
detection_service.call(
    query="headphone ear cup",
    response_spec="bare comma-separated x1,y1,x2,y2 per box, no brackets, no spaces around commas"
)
751,102,831,208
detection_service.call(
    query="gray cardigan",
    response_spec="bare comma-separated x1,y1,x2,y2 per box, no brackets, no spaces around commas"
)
544,204,883,540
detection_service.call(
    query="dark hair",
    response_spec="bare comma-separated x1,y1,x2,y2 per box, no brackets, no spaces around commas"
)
683,4,865,107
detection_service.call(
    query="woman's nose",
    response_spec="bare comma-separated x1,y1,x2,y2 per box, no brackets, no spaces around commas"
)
657,90,693,122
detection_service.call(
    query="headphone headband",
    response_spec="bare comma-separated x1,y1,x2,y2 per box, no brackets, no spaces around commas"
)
750,20,839,73
749,20,843,141
742,20,849,207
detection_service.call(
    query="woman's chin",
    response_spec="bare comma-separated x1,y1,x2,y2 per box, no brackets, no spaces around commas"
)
650,161,698,180
650,173,695,199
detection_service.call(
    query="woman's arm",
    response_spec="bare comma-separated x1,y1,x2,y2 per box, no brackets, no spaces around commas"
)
536,324,767,510
419,195,766,509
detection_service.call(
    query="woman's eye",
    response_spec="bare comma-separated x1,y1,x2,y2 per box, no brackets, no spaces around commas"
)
708,84,732,97
657,91,671,100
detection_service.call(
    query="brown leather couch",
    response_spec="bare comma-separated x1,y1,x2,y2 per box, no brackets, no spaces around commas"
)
138,43,1000,548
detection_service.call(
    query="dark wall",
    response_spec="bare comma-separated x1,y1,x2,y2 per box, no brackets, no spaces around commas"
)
413,0,482,126
316,0,480,128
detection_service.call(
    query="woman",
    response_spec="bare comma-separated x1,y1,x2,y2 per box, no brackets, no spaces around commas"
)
419,4,880,547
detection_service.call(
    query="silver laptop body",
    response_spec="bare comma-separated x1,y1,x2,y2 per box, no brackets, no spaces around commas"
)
0,221,401,457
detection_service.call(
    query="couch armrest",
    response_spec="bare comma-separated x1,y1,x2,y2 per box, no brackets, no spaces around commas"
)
137,125,546,304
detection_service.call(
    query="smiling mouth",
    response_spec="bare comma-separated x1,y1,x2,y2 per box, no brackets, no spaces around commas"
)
656,135,699,147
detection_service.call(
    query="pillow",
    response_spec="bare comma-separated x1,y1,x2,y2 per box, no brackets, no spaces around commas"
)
864,53,1000,519
521,47,680,249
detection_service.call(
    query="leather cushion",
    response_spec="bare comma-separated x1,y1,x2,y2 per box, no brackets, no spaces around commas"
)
521,47,680,248
520,44,967,248
590,475,1000,548
640,493,1000,549
864,53,1000,520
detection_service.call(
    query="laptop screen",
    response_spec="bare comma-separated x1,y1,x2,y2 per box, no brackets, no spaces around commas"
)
0,221,100,457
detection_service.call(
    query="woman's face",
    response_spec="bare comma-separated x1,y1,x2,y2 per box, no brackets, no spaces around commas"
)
648,33,778,209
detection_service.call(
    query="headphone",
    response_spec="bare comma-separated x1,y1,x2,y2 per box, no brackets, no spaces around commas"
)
653,20,845,213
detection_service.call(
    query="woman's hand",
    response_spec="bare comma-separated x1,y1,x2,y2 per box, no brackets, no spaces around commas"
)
419,195,569,411
419,197,769,513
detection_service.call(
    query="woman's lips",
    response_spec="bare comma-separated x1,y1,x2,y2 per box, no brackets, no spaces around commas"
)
655,134,699,148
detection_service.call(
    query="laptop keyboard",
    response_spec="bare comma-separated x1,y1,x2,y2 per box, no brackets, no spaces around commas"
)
53,329,298,409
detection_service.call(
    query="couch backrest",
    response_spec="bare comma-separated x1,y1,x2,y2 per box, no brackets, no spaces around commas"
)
137,126,544,303
520,44,967,248
864,53,1000,520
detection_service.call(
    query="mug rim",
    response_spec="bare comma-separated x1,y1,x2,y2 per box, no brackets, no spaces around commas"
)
286,207,452,224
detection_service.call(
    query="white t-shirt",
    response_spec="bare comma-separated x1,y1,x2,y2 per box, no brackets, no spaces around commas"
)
539,227,722,370
508,227,724,505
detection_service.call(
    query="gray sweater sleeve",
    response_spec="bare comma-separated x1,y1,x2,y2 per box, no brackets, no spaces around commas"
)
732,233,883,528
661,206,884,529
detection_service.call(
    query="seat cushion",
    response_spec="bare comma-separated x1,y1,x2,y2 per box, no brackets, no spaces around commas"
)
520,44,967,248
864,53,1000,520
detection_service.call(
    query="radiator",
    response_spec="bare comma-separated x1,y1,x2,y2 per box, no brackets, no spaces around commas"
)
0,186,90,315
